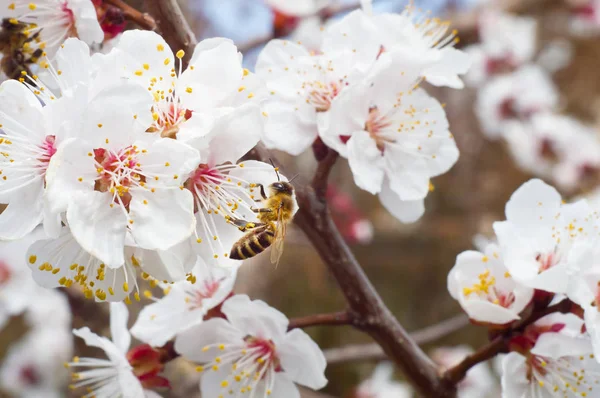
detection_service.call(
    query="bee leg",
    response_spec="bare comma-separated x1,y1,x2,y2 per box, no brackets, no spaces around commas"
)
250,207,273,214
227,218,264,231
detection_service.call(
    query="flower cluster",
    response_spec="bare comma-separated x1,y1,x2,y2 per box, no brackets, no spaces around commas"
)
0,0,484,397
0,28,286,303
467,10,600,192
256,1,468,222
449,178,600,396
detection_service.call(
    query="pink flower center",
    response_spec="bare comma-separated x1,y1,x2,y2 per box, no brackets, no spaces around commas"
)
485,56,515,76
498,98,517,120
60,2,78,37
244,336,282,373
93,146,144,209
365,107,394,152
186,280,222,310
0,261,11,285
536,252,559,273
305,80,345,112
19,365,40,386
38,135,57,168
150,104,192,139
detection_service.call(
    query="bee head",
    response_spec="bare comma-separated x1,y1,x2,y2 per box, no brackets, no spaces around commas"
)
269,181,294,195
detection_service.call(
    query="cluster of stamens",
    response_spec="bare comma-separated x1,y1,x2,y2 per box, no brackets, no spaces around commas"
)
462,268,515,308
196,337,282,397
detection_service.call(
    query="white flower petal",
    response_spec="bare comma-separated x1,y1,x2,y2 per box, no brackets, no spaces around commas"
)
110,302,131,354
347,131,385,194
67,190,127,268
378,180,425,223
129,188,195,251
221,295,289,341
278,329,327,389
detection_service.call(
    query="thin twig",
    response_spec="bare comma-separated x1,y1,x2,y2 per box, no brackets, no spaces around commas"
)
288,311,352,330
324,314,470,364
105,0,156,31
443,299,575,384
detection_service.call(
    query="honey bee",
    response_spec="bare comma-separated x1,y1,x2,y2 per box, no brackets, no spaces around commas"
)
229,163,298,266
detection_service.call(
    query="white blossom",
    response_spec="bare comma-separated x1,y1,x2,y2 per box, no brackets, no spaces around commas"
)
501,314,600,398
448,243,534,325
67,302,157,397
319,53,458,223
504,113,600,190
26,226,196,302
475,65,558,139
175,294,327,398
0,328,73,398
131,259,237,347
465,11,537,86
44,78,200,267
493,179,598,293
103,30,281,267
323,2,471,89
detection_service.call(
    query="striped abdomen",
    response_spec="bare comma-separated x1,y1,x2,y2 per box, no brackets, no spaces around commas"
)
230,226,275,260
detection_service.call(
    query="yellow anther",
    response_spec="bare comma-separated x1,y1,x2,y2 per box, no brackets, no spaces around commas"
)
164,58,171,65
28,255,36,264
176,49,185,59
123,282,129,292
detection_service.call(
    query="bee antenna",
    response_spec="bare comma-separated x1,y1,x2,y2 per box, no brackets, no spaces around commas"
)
289,173,300,183
269,158,281,181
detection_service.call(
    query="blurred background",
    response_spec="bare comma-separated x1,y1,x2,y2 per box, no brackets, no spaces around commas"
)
3,0,600,396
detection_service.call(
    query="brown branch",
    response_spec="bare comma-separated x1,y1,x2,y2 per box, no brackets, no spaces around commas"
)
246,144,455,398
312,149,339,198
325,314,470,364
443,299,575,384
105,0,156,31
288,311,352,330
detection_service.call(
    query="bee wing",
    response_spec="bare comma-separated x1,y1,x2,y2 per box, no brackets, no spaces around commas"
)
270,206,287,267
